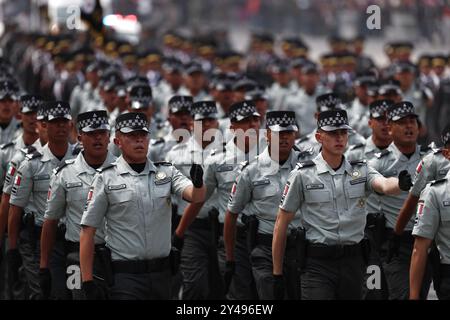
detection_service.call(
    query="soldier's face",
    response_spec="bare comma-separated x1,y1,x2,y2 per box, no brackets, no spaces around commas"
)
316,129,348,155
0,98,16,123
185,72,205,92
115,131,150,163
79,130,109,158
46,118,71,143
231,116,260,148
388,116,419,145
36,120,48,144
301,72,319,93
21,112,38,134
369,116,391,141
169,111,192,131
267,130,296,155
255,100,268,120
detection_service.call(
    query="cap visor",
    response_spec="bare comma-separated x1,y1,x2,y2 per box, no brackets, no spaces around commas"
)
320,124,352,131
194,113,218,121
267,124,298,132
81,124,111,132
119,127,149,134
391,113,418,122
48,114,72,121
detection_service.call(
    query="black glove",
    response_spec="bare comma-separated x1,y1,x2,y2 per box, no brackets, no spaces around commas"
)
386,233,401,263
39,268,52,300
224,260,235,293
172,233,184,251
273,274,285,300
169,247,181,275
398,170,413,191
82,280,105,300
6,249,22,283
190,164,204,188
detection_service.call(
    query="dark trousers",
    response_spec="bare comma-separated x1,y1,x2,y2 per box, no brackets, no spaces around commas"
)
439,265,450,300
301,254,365,300
381,237,432,300
110,270,171,300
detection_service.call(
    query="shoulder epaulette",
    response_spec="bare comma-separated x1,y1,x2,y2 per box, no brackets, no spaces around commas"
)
420,144,432,154
25,150,42,161
430,178,446,186
295,160,315,170
154,161,172,166
374,149,390,159
151,138,164,146
239,160,249,170
54,159,75,175
297,147,314,159
21,145,37,155
350,143,365,150
433,147,443,155
293,145,300,152
96,163,116,173
349,159,367,166
297,136,309,143
72,144,83,156
0,142,14,150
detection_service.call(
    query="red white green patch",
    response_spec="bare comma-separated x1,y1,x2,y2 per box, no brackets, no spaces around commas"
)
416,161,423,174
417,201,425,216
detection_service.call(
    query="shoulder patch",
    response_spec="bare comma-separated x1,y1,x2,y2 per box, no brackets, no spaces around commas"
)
54,159,75,175
295,160,315,170
349,159,367,166
25,150,42,161
151,138,164,146
97,163,116,173
374,149,390,159
430,178,447,186
0,142,15,150
154,161,172,166
350,143,365,150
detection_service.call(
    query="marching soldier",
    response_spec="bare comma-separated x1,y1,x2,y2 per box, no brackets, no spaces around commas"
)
0,79,21,144
273,109,410,299
79,112,205,300
39,111,116,300
7,101,75,300
226,111,313,300
368,101,432,299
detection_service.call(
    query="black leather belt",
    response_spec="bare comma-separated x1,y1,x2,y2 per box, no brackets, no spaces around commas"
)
112,257,170,274
65,240,106,253
385,227,414,244
440,264,450,278
306,242,362,259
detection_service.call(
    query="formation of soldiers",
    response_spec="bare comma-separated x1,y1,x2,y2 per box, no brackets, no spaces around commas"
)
0,27,449,300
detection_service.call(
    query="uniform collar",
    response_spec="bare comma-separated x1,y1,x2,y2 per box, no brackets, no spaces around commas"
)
365,136,379,153
259,147,297,170
389,142,421,161
314,152,353,176
76,151,117,175
116,155,156,175
41,143,73,162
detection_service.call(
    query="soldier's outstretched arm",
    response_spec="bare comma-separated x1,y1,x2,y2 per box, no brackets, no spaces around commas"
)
40,219,59,268
395,194,420,234
409,236,432,300
176,201,205,238
7,205,23,249
223,210,238,262
182,185,206,203
371,176,401,195
272,209,295,275
80,226,96,282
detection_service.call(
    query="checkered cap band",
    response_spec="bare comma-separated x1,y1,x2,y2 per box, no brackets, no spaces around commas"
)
387,101,416,121
20,95,43,112
316,94,341,111
369,99,392,118
0,80,17,99
169,96,193,112
191,101,217,116
115,113,148,131
229,101,259,121
318,110,349,128
442,125,450,145
46,101,71,119
266,111,297,127
77,111,109,131
130,86,152,101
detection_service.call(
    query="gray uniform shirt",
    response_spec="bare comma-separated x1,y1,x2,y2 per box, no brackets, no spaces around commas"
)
0,117,21,145
80,156,192,261
412,173,450,264
280,152,382,245
148,133,179,163
227,147,308,234
410,148,450,197
368,143,423,230
10,143,75,226
0,135,27,188
44,152,117,244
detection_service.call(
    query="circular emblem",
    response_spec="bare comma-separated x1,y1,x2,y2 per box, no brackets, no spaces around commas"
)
352,170,360,178
156,171,166,180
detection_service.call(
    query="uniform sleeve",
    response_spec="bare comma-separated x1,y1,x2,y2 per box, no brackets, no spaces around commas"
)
227,168,252,214
279,169,304,214
9,160,34,208
44,173,67,220
412,186,440,240
203,160,217,201
80,174,108,229
170,166,193,198
410,156,433,197
3,160,17,194
366,164,384,194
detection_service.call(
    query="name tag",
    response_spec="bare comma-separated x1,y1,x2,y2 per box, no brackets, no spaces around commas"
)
443,201,450,207
306,183,324,190
34,174,50,181
155,177,172,185
65,182,82,189
253,179,270,186
107,184,126,191
350,177,367,185
216,164,234,172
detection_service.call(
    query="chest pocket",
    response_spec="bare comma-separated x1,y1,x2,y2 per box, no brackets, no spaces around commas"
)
347,182,366,199
304,189,332,204
154,180,171,198
441,202,450,225
108,189,133,204
33,176,50,192
67,184,89,202
220,170,237,185
253,183,278,200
